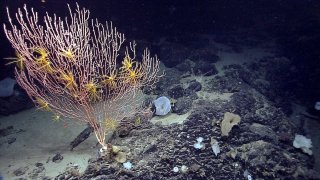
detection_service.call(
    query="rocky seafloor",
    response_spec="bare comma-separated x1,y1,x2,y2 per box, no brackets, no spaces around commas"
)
53,34,318,180
1,33,318,179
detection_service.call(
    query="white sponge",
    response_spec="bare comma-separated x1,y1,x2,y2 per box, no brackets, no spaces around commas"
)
154,96,171,116
293,134,312,155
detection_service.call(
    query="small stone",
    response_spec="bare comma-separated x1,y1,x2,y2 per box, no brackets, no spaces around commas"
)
52,153,63,163
186,80,202,92
190,164,200,172
167,85,185,99
172,97,192,115
13,166,29,176
7,137,16,144
249,123,277,142
35,162,43,167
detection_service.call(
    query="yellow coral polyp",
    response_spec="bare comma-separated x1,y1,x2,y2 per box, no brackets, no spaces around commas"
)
35,97,51,111
134,116,141,126
33,47,48,60
85,81,100,101
37,58,55,73
60,71,77,91
101,71,117,88
33,47,55,73
59,49,75,62
5,52,25,70
52,114,61,122
103,118,118,130
125,66,142,84
120,56,134,71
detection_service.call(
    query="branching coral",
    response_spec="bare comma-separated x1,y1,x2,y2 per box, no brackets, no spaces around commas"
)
3,3,162,151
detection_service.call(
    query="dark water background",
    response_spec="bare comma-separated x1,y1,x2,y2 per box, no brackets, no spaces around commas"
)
1,0,319,108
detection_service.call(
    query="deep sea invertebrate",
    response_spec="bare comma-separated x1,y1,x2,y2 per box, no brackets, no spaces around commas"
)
3,3,162,152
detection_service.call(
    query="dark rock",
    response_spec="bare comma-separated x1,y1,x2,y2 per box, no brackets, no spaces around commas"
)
116,118,134,138
236,140,273,165
52,153,63,163
143,97,154,108
190,163,201,172
307,169,320,179
117,127,131,137
35,163,44,167
0,126,24,137
57,91,312,179
249,123,278,142
159,43,190,68
175,60,193,73
143,143,157,154
167,85,185,99
7,137,16,144
253,106,295,134
172,97,193,115
234,140,303,177
185,91,199,100
186,80,202,92
243,57,297,115
70,125,93,150
278,132,291,143
29,163,45,179
206,74,249,93
0,88,33,116
154,68,183,95
13,166,29,176
80,163,118,179
0,126,14,137
193,61,218,76
230,91,256,114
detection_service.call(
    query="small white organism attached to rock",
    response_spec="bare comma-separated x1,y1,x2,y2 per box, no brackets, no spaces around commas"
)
123,161,133,170
293,134,312,155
